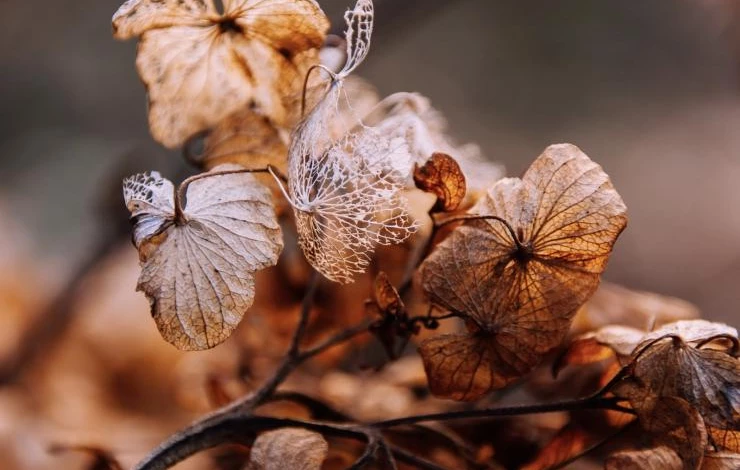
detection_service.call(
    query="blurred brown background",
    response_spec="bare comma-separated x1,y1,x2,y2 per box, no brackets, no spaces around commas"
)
1,0,740,324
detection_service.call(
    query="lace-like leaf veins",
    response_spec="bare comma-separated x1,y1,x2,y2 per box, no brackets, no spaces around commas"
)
112,0,329,148
123,169,283,350
418,143,628,400
285,0,416,283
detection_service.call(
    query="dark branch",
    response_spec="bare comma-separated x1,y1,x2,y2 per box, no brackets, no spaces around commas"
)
371,395,633,429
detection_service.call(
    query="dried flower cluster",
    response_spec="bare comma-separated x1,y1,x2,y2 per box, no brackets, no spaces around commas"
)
18,0,729,468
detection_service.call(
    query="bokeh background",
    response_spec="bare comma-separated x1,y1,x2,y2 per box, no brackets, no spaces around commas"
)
3,0,740,322
2,0,740,468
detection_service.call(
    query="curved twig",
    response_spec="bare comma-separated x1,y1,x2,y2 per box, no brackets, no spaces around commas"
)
370,395,633,429
134,415,369,470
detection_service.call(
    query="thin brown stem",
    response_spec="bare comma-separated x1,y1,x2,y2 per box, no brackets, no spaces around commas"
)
237,271,320,409
298,319,372,361
389,446,449,470
371,395,632,429
434,213,524,250
132,273,379,470
264,391,351,422
134,416,370,470
301,64,335,116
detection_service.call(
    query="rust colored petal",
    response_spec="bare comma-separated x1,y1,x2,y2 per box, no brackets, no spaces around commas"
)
413,152,467,212
418,333,534,401
418,144,627,400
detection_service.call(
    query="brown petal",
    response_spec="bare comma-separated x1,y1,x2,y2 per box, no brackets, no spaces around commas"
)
701,452,740,470
124,169,283,350
247,428,328,470
198,109,287,172
605,447,683,470
414,152,467,212
113,0,329,147
552,336,618,378
614,337,740,431
419,144,626,400
372,271,404,316
418,333,533,401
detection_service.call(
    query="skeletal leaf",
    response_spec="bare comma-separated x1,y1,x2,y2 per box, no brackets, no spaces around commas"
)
285,0,416,283
364,92,503,191
247,428,328,470
605,447,683,470
112,0,329,147
418,143,627,400
414,152,466,212
123,167,283,350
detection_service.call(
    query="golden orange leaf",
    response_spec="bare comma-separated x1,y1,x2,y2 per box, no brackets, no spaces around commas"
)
418,143,627,400
708,427,740,452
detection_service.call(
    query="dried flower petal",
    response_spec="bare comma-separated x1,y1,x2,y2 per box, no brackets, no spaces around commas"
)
112,0,329,147
606,447,683,470
414,152,467,212
247,428,328,470
285,0,416,283
418,143,627,400
614,335,740,434
123,168,283,350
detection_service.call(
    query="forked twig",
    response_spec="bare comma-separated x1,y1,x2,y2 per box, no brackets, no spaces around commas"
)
133,271,375,470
